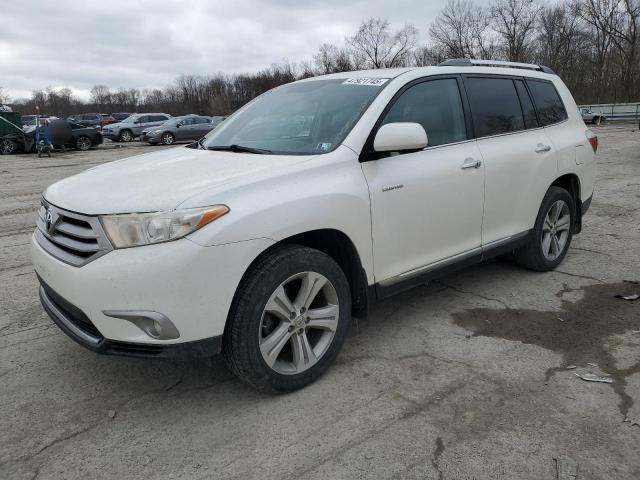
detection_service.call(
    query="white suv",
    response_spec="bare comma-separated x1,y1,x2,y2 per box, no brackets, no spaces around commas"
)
31,60,597,392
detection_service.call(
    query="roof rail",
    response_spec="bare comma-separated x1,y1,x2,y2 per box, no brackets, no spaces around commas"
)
438,58,555,74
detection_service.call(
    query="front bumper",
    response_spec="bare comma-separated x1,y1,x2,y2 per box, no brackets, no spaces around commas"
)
31,232,274,348
101,131,118,141
39,279,222,358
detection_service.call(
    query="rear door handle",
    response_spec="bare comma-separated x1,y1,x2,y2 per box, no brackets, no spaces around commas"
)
535,144,552,153
461,158,482,170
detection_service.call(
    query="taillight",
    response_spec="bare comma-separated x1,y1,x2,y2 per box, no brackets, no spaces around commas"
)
586,130,598,153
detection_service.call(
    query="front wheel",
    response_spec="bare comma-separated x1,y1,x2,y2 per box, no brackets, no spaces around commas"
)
0,139,17,155
161,132,175,145
515,186,575,271
119,130,133,142
224,245,351,393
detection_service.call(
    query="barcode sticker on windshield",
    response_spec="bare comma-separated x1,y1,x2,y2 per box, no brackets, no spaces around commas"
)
342,78,389,86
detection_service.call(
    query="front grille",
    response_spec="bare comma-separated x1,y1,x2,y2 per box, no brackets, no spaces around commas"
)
35,199,113,267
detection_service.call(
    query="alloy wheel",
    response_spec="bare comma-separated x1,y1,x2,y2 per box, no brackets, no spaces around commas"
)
1,139,16,155
162,133,174,145
76,137,91,151
541,200,571,261
120,131,132,142
259,271,339,375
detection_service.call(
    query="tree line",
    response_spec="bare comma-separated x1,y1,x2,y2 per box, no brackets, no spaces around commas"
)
4,0,639,117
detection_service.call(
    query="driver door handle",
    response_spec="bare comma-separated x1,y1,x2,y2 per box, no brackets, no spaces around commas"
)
461,158,482,170
535,143,552,153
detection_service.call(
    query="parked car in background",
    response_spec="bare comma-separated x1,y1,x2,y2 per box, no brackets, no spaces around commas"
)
110,112,133,122
140,115,223,145
100,114,116,126
101,113,171,142
67,113,103,129
21,115,58,129
580,108,606,125
63,121,104,150
1,118,103,154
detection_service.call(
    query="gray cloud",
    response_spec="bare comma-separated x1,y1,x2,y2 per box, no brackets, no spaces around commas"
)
0,0,458,100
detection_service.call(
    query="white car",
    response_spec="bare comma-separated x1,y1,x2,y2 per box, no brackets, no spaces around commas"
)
32,59,597,392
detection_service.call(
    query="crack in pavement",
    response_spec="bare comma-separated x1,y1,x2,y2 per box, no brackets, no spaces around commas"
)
435,280,511,309
431,436,445,480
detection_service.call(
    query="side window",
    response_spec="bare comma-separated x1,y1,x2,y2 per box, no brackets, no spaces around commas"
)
526,80,568,126
150,115,168,122
197,117,211,124
137,116,149,123
514,80,538,129
180,118,195,125
381,78,467,148
465,77,525,137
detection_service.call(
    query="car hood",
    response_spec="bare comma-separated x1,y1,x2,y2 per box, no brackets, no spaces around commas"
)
44,146,314,214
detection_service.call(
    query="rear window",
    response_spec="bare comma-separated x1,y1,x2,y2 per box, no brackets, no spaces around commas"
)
150,115,169,122
526,80,567,126
465,77,525,138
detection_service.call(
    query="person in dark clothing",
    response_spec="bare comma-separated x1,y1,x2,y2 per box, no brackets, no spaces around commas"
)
35,118,53,157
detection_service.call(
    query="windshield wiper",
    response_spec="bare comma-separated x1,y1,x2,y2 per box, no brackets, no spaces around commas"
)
207,144,272,154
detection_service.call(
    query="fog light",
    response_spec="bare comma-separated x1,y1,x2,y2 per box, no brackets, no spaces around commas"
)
102,310,180,340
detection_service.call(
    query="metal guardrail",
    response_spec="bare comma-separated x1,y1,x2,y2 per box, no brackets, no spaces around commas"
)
578,102,640,121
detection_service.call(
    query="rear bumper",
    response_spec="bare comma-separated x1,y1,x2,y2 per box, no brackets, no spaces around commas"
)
39,278,222,358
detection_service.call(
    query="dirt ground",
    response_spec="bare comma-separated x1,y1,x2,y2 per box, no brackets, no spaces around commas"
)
1,127,639,479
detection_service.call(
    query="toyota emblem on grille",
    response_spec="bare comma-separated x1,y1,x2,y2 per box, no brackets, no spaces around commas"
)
44,208,55,234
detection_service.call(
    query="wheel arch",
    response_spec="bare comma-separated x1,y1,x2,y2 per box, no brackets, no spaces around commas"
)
550,173,582,233
237,229,370,316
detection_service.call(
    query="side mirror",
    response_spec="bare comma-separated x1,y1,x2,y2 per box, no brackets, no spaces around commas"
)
373,122,428,152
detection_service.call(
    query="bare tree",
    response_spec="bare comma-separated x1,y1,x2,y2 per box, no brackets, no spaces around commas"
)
491,0,543,62
608,0,640,100
536,2,586,76
347,18,418,68
0,86,8,104
430,0,497,59
313,43,353,74
580,0,621,102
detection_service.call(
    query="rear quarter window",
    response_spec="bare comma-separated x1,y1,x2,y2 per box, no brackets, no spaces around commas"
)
526,80,568,126
464,77,525,138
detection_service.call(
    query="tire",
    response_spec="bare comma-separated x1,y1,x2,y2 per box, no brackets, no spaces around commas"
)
75,136,92,151
0,139,17,155
224,245,351,393
161,132,175,145
119,130,133,142
515,186,575,271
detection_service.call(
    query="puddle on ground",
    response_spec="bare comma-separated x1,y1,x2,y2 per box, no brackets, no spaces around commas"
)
452,282,640,417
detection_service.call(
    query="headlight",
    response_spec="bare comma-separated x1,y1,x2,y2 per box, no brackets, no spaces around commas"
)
152,129,162,134
100,205,229,248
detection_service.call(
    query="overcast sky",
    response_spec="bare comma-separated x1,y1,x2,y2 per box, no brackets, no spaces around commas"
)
0,0,470,101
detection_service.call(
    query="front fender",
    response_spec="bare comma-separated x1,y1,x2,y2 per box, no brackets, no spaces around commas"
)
186,148,374,282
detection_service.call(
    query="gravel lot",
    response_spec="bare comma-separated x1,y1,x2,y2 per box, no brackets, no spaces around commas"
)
1,127,639,480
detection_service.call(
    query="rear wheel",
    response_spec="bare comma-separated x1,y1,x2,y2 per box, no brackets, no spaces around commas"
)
224,245,351,392
161,132,175,145
0,139,17,155
515,187,575,271
75,136,92,151
119,130,133,142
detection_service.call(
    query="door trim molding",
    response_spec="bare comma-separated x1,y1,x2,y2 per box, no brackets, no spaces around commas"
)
372,229,531,300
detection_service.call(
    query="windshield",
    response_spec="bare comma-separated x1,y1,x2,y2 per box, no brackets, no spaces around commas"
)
202,78,389,155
